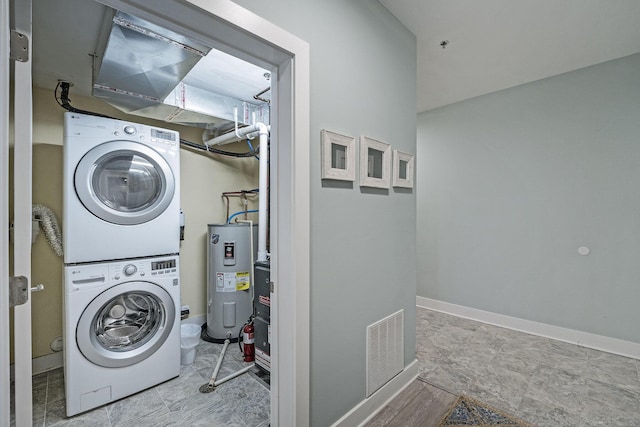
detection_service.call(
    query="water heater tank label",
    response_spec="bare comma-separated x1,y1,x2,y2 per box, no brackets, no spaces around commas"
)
216,272,250,292
236,272,250,291
216,272,235,292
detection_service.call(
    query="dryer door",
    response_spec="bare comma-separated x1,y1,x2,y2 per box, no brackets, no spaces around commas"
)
76,281,176,368
75,140,175,225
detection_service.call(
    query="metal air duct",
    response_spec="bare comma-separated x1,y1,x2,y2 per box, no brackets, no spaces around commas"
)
92,11,269,128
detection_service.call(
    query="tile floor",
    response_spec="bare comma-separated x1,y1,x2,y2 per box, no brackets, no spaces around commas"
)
10,338,270,427
416,307,640,427
10,309,640,426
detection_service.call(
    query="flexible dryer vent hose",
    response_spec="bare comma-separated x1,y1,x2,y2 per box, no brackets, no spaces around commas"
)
32,204,63,257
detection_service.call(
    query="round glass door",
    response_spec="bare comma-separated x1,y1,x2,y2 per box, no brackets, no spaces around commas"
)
76,281,176,368
75,141,175,225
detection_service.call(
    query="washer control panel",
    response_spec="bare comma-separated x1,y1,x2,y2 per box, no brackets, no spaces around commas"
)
150,258,178,277
110,260,145,281
108,257,178,281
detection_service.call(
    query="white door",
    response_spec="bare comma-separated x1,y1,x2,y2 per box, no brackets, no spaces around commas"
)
1,0,33,426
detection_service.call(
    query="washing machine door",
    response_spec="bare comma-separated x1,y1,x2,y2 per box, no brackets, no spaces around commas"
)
75,140,175,225
76,281,176,368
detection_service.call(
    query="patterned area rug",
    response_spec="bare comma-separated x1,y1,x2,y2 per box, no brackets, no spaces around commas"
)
437,395,534,426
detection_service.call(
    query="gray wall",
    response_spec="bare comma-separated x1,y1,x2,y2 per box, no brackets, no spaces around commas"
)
417,53,640,344
231,1,417,425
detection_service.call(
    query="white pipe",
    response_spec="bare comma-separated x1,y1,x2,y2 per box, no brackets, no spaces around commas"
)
235,219,254,304
206,338,230,388
213,363,255,387
256,123,269,262
204,123,263,147
206,122,269,261
204,124,270,147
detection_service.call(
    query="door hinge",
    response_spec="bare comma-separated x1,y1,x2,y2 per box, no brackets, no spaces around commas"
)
9,276,29,307
10,30,29,62
269,281,274,293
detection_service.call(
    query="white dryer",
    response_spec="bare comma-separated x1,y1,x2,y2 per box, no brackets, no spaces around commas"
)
63,255,180,416
63,112,180,264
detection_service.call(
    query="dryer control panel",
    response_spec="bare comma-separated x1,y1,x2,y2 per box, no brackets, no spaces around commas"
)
64,113,179,152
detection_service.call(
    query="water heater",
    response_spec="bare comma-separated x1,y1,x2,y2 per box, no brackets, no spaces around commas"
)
205,223,257,342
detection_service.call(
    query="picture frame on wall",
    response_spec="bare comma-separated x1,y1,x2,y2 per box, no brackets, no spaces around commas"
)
359,136,391,189
392,150,414,188
321,129,356,181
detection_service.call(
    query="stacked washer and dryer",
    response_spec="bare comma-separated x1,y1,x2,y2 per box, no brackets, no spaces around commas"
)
62,112,181,416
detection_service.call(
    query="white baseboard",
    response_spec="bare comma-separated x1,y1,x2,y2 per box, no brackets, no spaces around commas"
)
331,359,419,427
417,296,640,360
10,351,64,379
32,351,64,374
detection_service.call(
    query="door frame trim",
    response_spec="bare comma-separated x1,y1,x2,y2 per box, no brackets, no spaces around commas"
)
95,1,311,424
11,0,34,424
1,0,12,423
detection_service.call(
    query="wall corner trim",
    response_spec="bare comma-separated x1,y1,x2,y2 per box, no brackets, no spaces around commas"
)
331,359,419,427
416,296,640,360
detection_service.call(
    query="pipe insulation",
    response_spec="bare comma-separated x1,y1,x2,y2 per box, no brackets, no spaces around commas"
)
32,204,63,257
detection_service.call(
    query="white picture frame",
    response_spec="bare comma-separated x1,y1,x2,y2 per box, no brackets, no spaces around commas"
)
321,129,356,181
392,150,415,188
359,136,391,189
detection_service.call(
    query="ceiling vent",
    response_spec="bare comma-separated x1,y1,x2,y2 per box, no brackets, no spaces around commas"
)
92,11,269,128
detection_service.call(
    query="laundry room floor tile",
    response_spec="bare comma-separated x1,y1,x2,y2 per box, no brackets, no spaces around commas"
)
11,337,270,427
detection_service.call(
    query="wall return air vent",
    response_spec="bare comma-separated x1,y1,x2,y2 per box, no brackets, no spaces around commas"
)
366,309,404,397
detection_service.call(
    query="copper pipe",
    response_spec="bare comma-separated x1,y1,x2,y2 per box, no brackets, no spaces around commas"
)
222,190,258,223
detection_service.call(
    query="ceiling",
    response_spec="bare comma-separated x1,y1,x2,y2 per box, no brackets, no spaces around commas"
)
32,1,640,114
32,0,105,97
380,0,640,112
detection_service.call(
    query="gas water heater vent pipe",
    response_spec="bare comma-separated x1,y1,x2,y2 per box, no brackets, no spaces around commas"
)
204,122,269,262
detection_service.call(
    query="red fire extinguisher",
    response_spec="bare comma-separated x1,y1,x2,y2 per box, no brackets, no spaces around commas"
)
242,321,255,362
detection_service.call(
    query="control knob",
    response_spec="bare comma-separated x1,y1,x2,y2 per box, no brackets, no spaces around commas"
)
123,264,137,276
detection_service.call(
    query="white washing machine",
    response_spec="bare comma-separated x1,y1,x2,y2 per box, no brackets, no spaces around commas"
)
63,112,180,264
63,255,180,416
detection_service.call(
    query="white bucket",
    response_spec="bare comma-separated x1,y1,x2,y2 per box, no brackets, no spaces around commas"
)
180,324,201,347
180,324,201,365
180,343,198,365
